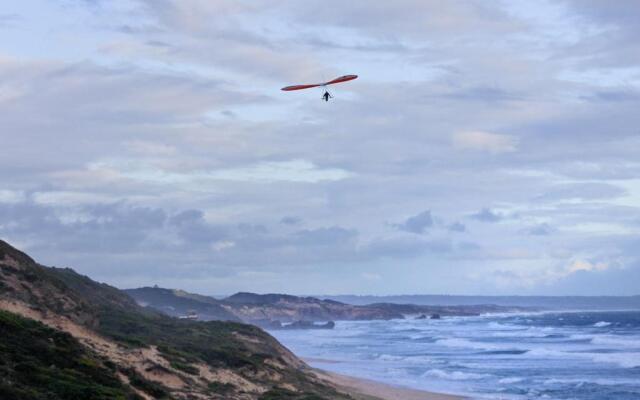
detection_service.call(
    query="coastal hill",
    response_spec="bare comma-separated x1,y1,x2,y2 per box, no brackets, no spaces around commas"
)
126,288,402,324
0,239,354,399
125,287,526,328
124,286,242,322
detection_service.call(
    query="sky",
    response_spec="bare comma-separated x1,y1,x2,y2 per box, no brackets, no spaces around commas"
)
1,0,640,296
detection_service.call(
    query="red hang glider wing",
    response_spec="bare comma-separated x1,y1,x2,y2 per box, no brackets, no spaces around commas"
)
281,75,358,91
281,84,322,91
324,74,358,86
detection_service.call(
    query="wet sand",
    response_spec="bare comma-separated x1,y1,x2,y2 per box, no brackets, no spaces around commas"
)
314,369,467,400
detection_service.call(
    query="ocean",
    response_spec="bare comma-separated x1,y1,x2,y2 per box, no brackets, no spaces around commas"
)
270,311,640,399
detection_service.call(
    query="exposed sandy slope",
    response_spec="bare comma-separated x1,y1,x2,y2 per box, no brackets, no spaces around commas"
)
0,298,267,399
314,370,467,400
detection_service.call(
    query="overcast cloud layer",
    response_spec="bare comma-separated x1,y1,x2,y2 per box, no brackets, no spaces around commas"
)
1,0,640,295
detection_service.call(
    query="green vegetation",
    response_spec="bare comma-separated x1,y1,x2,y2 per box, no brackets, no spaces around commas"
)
0,310,140,400
259,388,330,400
170,361,200,375
207,381,235,394
97,307,274,370
91,301,350,399
120,367,171,399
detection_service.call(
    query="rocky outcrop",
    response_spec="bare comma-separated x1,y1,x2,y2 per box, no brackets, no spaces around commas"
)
283,320,335,330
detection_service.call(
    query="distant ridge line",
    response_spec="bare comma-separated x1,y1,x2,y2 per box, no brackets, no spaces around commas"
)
315,294,640,310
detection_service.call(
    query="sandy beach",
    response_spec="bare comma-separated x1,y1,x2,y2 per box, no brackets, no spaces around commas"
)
313,369,466,400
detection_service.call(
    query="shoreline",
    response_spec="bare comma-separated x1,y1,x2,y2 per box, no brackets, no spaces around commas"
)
312,368,467,400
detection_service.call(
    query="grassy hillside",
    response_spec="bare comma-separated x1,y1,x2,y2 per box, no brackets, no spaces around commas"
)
0,310,140,400
0,240,351,400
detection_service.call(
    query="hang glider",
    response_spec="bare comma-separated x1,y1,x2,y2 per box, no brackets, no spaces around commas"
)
281,74,358,101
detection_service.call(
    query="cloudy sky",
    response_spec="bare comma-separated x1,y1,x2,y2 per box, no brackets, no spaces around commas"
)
1,0,640,295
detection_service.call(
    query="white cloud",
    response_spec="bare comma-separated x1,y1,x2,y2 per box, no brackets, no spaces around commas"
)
361,272,382,281
209,159,353,183
0,190,25,203
452,131,518,153
31,191,119,206
566,259,610,274
1,1,640,294
211,240,235,252
89,158,353,185
125,140,177,156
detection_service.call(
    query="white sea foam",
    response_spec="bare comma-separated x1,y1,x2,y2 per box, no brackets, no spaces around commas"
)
376,353,440,365
588,352,640,368
488,322,520,330
498,377,524,384
544,377,640,386
406,355,440,364
491,328,550,338
435,337,529,353
543,378,584,386
590,335,640,348
423,368,490,380
376,354,405,361
524,348,573,358
569,333,594,341
528,347,640,368
436,338,504,350
570,333,640,347
409,333,429,340
594,321,611,327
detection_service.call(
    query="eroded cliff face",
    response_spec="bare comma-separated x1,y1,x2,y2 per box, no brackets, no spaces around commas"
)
0,240,350,400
